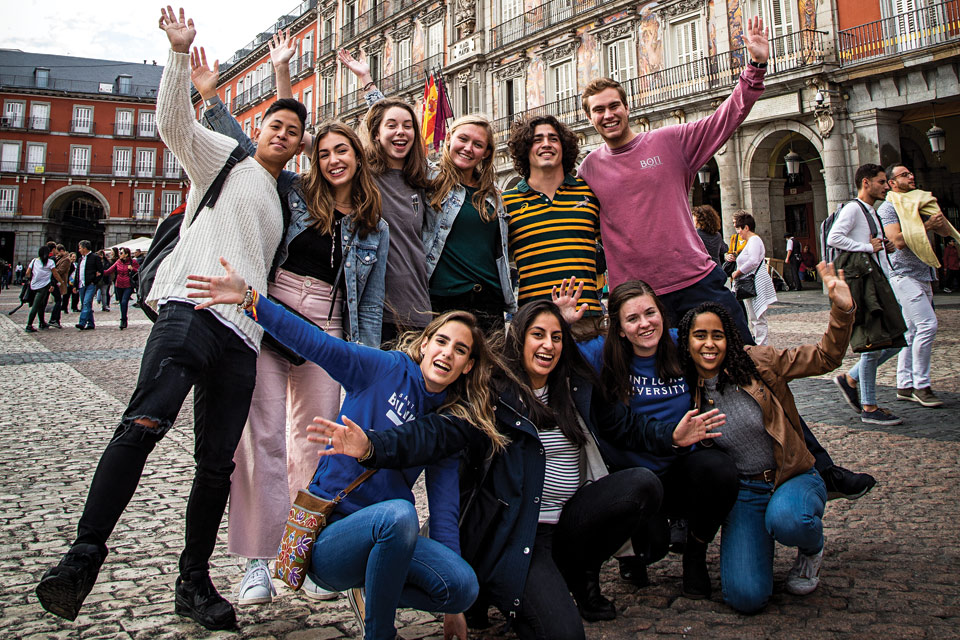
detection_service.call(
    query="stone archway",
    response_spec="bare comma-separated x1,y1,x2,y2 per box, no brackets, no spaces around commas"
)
739,122,827,261
43,186,109,251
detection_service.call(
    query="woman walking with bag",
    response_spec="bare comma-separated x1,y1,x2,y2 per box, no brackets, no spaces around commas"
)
102,248,139,330
24,245,63,332
730,211,776,345
187,259,502,640
676,262,853,613
191,48,389,606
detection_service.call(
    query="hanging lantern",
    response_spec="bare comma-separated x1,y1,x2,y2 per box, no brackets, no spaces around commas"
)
784,149,802,176
697,165,711,185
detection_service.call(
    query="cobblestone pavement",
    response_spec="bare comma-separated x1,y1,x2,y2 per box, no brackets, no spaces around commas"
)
1,287,957,639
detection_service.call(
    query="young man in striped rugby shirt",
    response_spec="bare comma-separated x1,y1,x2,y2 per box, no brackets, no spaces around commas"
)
504,115,605,338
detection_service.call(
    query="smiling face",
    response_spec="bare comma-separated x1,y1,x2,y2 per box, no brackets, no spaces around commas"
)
619,294,664,358
586,87,632,148
449,123,492,179
419,320,475,393
377,105,415,170
687,312,727,379
522,312,563,389
253,109,304,166
528,123,562,172
315,132,358,193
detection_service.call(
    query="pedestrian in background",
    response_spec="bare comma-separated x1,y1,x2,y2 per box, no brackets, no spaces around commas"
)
24,245,63,332
784,233,802,291
693,205,725,268
102,247,139,330
730,211,777,345
943,237,959,292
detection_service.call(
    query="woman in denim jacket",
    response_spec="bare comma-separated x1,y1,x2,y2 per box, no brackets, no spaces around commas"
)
192,52,389,605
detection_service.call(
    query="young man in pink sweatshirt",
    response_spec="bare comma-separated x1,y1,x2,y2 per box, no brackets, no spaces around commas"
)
577,16,877,501
578,17,768,342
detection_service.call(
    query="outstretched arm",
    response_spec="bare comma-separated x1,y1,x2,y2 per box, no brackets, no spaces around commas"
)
272,30,314,152
338,48,375,91
193,47,258,157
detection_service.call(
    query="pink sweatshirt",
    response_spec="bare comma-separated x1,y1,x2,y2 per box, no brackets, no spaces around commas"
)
578,64,765,294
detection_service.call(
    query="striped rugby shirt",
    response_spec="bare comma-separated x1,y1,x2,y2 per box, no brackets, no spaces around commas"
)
504,174,603,315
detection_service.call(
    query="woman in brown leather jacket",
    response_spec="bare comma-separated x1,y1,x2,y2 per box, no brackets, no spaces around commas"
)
676,262,855,613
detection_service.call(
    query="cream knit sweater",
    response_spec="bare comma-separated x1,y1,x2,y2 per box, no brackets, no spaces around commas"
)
150,51,283,349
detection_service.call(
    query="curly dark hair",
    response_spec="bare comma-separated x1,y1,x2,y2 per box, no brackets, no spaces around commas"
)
677,302,759,394
603,280,682,404
692,205,721,235
507,115,579,179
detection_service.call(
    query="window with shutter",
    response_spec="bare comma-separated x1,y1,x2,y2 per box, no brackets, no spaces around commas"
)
137,149,155,178
1,142,19,172
0,187,17,213
70,146,90,175
552,61,575,102
162,192,181,216
114,148,131,176
672,18,702,66
607,38,636,83
30,103,49,130
164,150,180,178
4,102,25,128
73,106,92,134
138,111,155,137
26,144,44,173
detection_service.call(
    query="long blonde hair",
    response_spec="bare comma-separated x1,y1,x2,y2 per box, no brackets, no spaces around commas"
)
429,114,498,221
399,310,508,453
300,120,382,238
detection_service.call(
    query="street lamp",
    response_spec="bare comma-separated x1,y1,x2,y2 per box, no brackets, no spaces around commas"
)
697,165,711,185
927,103,946,161
784,149,802,177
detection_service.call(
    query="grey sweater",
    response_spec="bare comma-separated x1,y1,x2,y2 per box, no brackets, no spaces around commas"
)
702,375,775,476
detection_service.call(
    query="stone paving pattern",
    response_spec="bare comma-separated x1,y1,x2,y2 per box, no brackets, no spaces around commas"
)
1,288,957,639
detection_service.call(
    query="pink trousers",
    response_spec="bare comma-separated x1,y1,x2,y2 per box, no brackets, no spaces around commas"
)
228,269,343,559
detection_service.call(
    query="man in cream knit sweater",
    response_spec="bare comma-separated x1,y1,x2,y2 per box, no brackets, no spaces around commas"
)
36,8,306,631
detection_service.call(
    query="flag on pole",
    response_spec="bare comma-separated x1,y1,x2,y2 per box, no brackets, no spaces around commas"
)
433,71,454,151
421,73,438,150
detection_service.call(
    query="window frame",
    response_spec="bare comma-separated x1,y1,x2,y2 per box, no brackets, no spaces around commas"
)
72,104,94,134
136,147,156,178
0,185,18,213
4,100,26,128
134,189,155,219
114,146,132,177
70,144,91,175
29,101,50,130
1,141,21,172
25,142,46,174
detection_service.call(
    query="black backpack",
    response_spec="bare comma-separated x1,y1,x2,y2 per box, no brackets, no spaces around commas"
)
138,145,247,321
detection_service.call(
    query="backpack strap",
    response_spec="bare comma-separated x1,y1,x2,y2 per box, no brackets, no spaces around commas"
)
193,144,248,219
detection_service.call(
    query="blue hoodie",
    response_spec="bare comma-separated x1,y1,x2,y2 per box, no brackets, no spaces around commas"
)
253,295,462,553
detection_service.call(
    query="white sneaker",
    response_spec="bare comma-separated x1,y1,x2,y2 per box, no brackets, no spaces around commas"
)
238,558,277,605
347,586,366,638
785,548,824,595
301,574,340,601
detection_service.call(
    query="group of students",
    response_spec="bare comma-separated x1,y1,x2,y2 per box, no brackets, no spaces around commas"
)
35,8,879,640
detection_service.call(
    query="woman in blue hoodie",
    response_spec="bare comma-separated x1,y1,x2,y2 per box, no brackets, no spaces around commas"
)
187,259,504,640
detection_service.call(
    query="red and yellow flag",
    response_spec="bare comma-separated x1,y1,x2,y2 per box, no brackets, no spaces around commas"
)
421,73,438,150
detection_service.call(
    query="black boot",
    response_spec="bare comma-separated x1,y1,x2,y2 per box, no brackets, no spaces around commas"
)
175,573,237,631
36,543,105,621
570,571,617,621
681,536,711,599
617,556,650,587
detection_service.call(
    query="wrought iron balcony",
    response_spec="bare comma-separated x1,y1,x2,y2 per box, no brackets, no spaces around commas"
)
378,53,443,97
219,0,318,73
319,101,337,121
29,117,50,131
342,1,390,43
838,0,960,65
70,119,96,135
289,51,315,78
492,94,582,144
491,0,607,49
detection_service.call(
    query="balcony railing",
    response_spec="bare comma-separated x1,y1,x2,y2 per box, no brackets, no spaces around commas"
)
113,122,134,137
234,75,278,113
622,29,825,109
0,115,24,129
0,74,159,97
289,51,315,78
342,1,389,43
491,94,582,144
138,124,157,138
319,33,337,57
319,101,337,121
219,0,318,74
29,117,50,131
70,120,96,135
838,0,960,65
491,0,607,48
377,53,443,98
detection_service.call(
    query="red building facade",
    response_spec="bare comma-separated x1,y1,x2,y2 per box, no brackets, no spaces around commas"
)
0,50,187,265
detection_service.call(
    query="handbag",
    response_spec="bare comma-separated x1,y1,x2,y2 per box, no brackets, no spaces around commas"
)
735,265,760,301
275,469,376,590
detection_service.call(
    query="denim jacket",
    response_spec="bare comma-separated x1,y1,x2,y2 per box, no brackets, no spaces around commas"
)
202,97,389,346
364,89,516,312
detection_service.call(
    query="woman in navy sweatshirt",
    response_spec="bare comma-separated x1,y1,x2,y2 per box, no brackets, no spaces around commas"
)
187,258,504,640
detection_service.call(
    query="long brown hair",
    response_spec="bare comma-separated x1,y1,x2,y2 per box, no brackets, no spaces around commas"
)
603,280,683,404
301,120,382,238
429,114,498,220
398,310,507,453
364,98,430,190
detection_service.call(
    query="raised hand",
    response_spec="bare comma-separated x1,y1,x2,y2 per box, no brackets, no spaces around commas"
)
307,416,372,459
551,277,588,325
190,46,219,100
743,15,769,64
337,49,373,85
186,257,248,309
672,408,724,447
816,261,853,312
269,28,298,67
159,6,196,54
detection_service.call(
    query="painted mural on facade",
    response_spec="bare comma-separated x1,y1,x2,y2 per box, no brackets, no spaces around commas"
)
799,0,818,30
577,25,600,92
636,7,663,77
727,0,745,67
708,0,718,57
384,36,394,75
526,55,545,108
413,22,424,63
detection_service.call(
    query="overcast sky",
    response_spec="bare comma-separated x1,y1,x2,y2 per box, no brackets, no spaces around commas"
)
5,1,274,65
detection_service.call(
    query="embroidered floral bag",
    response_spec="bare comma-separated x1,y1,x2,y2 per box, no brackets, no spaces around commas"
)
275,470,376,590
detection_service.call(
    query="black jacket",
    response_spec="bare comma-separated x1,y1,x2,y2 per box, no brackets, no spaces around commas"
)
77,253,103,287
833,250,906,352
364,376,676,620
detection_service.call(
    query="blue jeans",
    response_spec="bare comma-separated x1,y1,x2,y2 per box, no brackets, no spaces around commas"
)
308,499,477,640
848,347,900,406
720,468,826,614
116,286,133,324
78,283,97,328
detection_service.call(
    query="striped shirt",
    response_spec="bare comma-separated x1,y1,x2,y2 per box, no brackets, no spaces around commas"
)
533,386,582,524
505,174,603,315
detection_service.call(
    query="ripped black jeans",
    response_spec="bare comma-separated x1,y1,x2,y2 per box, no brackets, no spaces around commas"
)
75,301,256,579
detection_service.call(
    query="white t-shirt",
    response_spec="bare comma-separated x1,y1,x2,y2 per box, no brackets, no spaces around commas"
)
29,258,56,290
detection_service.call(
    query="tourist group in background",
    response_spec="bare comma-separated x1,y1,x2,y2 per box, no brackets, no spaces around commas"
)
26,6,954,640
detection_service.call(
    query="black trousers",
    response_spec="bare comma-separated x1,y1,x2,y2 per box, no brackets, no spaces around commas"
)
514,468,662,640
74,302,257,579
431,287,505,336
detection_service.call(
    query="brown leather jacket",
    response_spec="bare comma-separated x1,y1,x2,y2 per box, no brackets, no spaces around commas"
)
694,303,855,488
55,255,71,294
